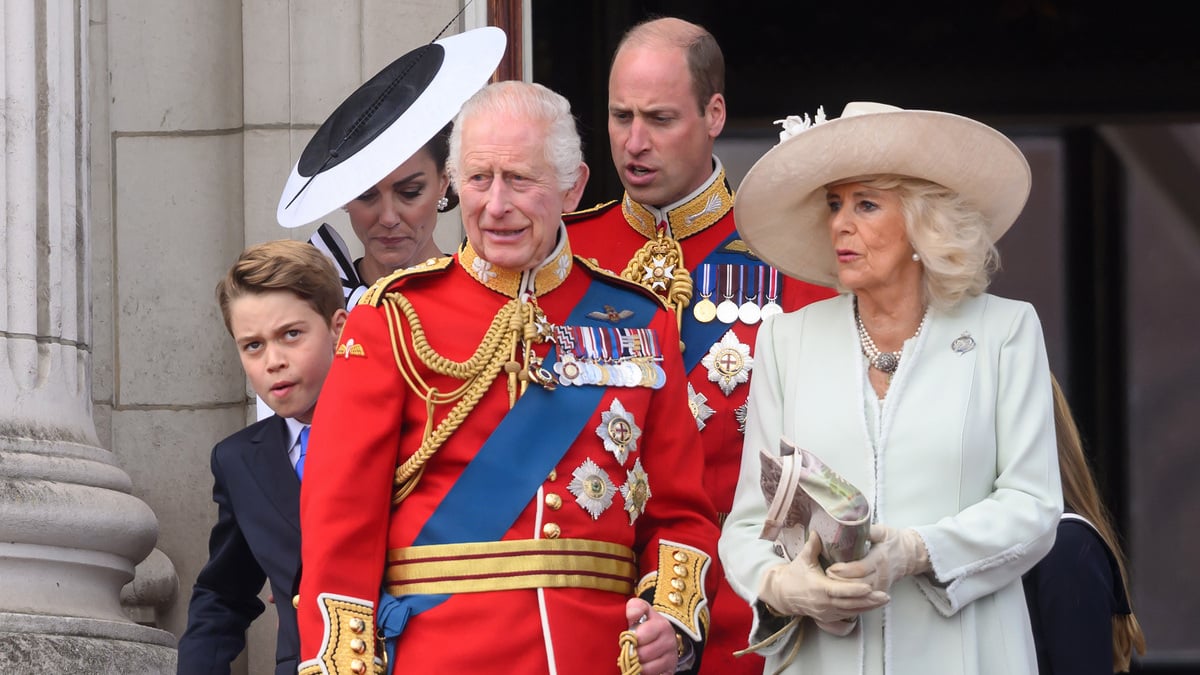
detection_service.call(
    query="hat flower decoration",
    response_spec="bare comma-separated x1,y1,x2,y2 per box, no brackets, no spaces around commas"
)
773,105,827,143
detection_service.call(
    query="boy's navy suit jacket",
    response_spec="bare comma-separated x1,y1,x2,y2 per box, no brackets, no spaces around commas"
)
177,414,302,675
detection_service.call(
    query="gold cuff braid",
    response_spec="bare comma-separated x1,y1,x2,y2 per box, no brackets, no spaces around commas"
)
312,594,384,674
639,541,711,642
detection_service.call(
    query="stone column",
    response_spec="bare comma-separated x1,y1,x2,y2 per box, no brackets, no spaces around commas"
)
0,1,175,671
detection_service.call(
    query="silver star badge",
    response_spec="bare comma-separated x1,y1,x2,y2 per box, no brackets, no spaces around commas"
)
597,398,641,464
688,383,715,431
701,330,754,396
735,401,749,435
620,458,652,525
568,458,617,520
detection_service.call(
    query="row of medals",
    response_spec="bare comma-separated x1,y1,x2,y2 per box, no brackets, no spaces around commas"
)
691,263,782,325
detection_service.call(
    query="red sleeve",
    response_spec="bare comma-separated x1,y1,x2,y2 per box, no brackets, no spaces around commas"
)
297,302,405,660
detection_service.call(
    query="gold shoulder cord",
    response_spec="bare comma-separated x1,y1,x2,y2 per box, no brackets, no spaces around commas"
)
385,292,521,504
620,236,693,344
385,291,553,504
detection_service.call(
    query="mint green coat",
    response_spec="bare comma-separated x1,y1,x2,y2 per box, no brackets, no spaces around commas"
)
719,292,1062,675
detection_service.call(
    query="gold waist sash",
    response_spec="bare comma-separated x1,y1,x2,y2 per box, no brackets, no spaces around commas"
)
385,538,637,596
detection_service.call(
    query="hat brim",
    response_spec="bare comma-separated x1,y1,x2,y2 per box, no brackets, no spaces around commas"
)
277,27,506,228
733,108,1031,288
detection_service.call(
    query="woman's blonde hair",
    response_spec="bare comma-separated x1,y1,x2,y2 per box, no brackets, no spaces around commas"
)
1051,374,1147,672
853,175,998,311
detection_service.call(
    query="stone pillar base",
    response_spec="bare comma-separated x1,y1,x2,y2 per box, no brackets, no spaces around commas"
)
0,613,176,673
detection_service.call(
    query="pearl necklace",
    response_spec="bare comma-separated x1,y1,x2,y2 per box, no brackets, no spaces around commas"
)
854,302,928,375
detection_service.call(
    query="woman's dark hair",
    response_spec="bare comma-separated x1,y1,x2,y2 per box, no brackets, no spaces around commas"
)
423,122,458,211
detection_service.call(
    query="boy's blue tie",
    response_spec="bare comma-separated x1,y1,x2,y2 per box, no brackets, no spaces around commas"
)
296,426,310,479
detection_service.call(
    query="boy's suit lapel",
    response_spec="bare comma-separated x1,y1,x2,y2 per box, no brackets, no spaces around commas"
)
246,415,301,534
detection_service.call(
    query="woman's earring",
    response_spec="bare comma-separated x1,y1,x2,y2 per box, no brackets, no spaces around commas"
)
436,196,449,212
911,252,921,263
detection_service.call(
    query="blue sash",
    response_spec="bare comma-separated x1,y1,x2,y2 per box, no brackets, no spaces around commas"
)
377,273,660,657
680,231,771,372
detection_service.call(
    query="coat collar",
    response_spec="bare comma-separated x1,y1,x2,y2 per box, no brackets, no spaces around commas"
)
620,157,733,241
456,223,574,298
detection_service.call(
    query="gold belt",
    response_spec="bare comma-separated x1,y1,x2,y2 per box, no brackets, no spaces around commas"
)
385,538,636,596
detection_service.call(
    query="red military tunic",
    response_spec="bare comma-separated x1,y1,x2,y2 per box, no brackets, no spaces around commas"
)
297,235,719,675
565,160,835,675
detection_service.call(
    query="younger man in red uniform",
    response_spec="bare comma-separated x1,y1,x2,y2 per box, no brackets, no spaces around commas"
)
296,80,719,675
564,17,836,674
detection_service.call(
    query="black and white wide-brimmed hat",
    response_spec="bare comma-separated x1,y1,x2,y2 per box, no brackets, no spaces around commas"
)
277,26,506,228
734,102,1031,288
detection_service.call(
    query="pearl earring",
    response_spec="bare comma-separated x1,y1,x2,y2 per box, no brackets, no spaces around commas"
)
911,252,921,263
436,196,449,212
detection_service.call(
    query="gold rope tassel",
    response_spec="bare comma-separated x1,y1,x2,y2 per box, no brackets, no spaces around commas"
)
386,293,522,504
617,629,642,675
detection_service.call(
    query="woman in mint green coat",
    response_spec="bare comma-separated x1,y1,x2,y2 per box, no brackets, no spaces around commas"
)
719,102,1062,675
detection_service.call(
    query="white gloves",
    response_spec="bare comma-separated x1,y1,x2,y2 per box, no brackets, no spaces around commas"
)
758,532,889,623
827,525,931,594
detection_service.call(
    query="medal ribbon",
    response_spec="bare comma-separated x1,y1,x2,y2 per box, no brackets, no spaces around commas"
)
680,231,773,372
376,276,661,639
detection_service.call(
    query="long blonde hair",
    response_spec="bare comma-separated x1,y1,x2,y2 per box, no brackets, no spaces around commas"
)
1050,374,1147,672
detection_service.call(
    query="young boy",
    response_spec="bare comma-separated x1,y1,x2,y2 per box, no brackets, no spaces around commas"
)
177,240,348,675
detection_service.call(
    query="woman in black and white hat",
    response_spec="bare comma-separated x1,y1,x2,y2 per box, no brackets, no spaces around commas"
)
719,102,1062,674
279,27,506,307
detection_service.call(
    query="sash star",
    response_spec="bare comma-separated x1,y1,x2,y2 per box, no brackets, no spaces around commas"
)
597,398,641,464
701,330,754,395
688,383,715,431
568,458,617,520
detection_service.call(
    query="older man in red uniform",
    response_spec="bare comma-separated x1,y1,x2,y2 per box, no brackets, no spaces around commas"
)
296,79,719,675
565,17,835,675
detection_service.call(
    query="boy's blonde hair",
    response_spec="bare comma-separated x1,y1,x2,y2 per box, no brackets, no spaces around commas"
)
215,240,344,334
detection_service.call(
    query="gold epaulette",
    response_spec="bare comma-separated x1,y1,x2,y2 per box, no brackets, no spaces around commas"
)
357,256,454,307
574,256,670,309
563,199,619,224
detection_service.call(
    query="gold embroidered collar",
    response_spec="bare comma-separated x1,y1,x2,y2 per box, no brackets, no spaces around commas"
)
457,225,574,298
621,158,734,241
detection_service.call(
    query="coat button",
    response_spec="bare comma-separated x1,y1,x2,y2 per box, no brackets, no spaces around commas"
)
547,469,557,481
545,493,563,510
348,618,366,633
542,523,561,539
291,595,300,609
350,638,366,654
350,659,366,674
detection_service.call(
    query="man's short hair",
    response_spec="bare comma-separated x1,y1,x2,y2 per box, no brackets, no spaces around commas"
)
215,239,344,334
616,17,725,115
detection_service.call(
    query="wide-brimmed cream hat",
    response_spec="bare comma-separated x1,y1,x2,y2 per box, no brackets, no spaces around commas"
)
734,102,1031,288
277,27,506,228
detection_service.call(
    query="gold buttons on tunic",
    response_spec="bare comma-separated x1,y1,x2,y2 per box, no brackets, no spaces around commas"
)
350,638,366,654
348,617,366,633
671,578,686,591
545,493,563,510
668,592,683,606
291,595,300,608
350,659,366,674
673,551,689,563
547,469,557,481
673,564,688,577
542,523,561,539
